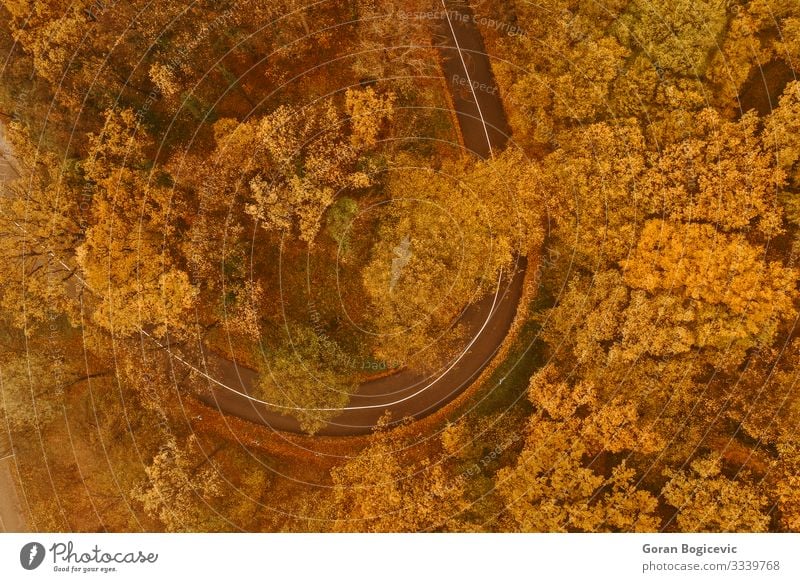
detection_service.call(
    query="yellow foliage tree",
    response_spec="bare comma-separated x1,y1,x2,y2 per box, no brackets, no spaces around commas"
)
618,220,797,364
662,454,770,532
330,425,467,532
362,150,543,371
76,110,197,337
496,365,661,532
208,92,392,244
133,436,226,532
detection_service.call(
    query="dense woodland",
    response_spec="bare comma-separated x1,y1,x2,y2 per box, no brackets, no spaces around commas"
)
1,0,800,532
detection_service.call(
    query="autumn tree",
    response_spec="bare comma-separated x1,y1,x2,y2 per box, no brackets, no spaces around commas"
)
362,149,543,370
535,104,798,466
0,122,84,330
330,422,467,532
539,222,797,460
203,91,393,246
255,322,356,434
324,196,359,255
0,352,65,434
486,0,631,144
618,220,795,365
712,339,800,449
772,437,800,531
614,0,727,77
662,454,771,532
642,109,784,236
706,0,800,115
349,0,439,91
76,109,197,337
538,120,647,269
765,82,800,250
133,435,227,533
496,365,661,532
346,86,396,148
5,0,185,121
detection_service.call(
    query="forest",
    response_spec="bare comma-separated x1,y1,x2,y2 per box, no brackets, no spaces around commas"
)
1,0,799,532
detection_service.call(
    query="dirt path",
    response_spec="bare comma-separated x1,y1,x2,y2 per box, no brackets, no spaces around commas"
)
197,1,520,435
0,435,26,532
0,125,27,532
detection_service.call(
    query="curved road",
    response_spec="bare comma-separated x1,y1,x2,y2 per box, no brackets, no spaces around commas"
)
0,3,522,441
195,2,521,436
0,2,524,535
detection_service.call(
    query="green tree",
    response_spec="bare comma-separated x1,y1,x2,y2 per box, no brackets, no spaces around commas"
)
255,323,356,434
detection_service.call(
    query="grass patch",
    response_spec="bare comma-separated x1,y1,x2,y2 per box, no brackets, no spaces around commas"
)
470,317,542,419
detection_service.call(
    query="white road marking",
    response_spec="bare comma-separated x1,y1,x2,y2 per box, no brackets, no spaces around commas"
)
140,268,504,411
0,44,507,415
441,0,494,158
1,155,506,413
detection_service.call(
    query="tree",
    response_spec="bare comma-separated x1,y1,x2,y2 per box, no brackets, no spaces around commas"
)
14,9,85,86
345,87,396,148
614,0,728,77
717,339,800,446
324,196,359,256
76,109,197,337
617,220,796,366
133,435,227,532
544,107,786,273
539,102,797,381
765,82,800,199
489,0,630,144
207,91,393,245
348,0,439,90
0,122,83,330
551,37,629,122
706,0,800,115
255,322,356,434
541,120,648,269
539,217,797,459
643,109,784,237
496,365,661,532
362,150,543,371
662,454,771,532
330,423,467,532
0,353,64,433
772,437,800,531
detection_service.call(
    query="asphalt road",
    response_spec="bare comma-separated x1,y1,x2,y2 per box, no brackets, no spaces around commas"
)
435,0,511,158
198,260,525,435
0,3,520,442
196,1,520,435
